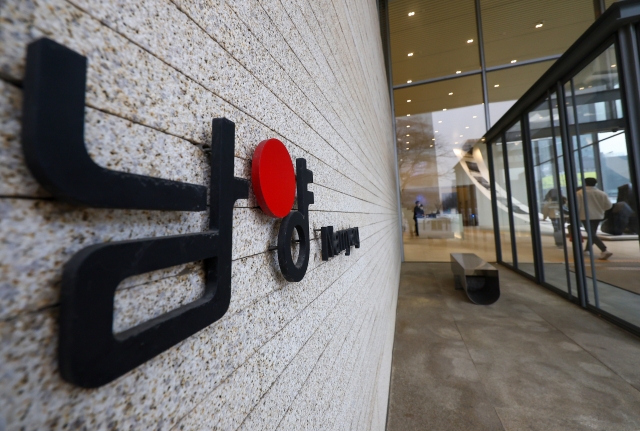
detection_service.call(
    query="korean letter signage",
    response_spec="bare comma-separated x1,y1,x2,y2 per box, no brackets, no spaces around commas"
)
22,38,360,388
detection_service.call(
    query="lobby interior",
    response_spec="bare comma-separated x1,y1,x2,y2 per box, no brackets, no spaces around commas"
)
384,0,640,428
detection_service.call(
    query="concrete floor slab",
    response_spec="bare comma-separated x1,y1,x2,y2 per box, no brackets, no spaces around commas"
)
387,262,640,431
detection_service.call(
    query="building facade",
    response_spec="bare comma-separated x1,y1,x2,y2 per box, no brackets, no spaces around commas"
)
0,0,401,428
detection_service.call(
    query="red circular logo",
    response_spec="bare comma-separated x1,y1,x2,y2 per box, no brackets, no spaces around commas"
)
252,139,296,218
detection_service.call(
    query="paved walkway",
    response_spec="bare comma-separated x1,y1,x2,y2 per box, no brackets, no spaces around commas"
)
387,262,640,431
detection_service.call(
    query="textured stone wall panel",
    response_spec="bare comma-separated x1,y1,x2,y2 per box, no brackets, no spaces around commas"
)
0,0,400,428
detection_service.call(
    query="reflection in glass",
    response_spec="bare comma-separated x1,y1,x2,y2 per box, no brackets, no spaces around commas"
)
487,61,556,127
506,121,535,276
564,44,640,327
491,137,512,265
529,96,574,294
394,77,495,262
389,0,480,85
481,0,594,67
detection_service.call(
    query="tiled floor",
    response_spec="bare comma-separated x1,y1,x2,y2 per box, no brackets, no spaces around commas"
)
387,262,640,431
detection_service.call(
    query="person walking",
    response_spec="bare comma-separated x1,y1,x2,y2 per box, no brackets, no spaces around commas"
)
413,201,423,237
541,189,564,247
576,178,613,260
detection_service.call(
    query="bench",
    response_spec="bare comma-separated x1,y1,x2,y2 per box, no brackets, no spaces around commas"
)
450,253,500,305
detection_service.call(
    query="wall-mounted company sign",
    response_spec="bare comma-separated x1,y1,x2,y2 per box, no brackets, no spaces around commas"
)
21,38,360,388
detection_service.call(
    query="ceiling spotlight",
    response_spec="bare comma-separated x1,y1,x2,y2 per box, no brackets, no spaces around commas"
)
430,145,433,147
460,135,463,137
406,125,410,127
407,114,411,116
456,71,462,74
406,134,410,136
473,115,477,118
432,138,435,141
511,60,517,63
448,92,453,95
494,84,500,87
611,64,617,68
467,39,474,43
407,99,411,102
408,11,415,16
406,147,409,150
406,141,409,144
438,121,442,123
579,87,584,90
408,52,414,57
407,80,412,83
535,22,544,28
435,130,438,133
455,142,458,144
465,126,469,129
443,108,447,111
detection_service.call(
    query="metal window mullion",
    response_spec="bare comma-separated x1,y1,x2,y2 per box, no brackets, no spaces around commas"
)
475,0,491,130
548,93,574,297
502,131,519,267
522,112,544,282
486,142,502,262
557,81,588,307
570,78,599,307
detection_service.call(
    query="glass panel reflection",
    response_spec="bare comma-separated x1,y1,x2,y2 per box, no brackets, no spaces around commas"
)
529,95,574,294
564,44,640,327
506,121,535,275
395,77,495,262
487,61,556,127
491,137,513,265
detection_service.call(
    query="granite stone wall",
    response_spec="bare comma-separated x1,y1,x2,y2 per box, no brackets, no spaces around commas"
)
0,0,401,429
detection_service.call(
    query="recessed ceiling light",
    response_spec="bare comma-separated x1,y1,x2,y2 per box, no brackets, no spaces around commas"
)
406,147,409,150
430,144,433,147
406,141,409,144
443,108,447,111
407,80,412,83
407,114,411,116
535,22,544,28
579,87,584,90
467,39,474,43
438,121,442,123
456,71,461,74
408,11,415,16
406,134,410,136
435,131,438,133
494,84,500,87
460,135,463,137
511,60,517,63
407,99,411,102
465,126,469,129
611,64,617,68
408,52,414,57
432,138,435,141
406,125,410,128
473,115,477,118
455,142,458,144
448,92,453,95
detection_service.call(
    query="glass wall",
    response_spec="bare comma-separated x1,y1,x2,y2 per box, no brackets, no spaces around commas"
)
563,44,640,328
387,0,608,261
394,76,496,262
481,9,640,335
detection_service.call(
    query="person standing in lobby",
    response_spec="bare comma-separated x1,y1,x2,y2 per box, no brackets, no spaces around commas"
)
577,177,613,260
413,201,423,237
